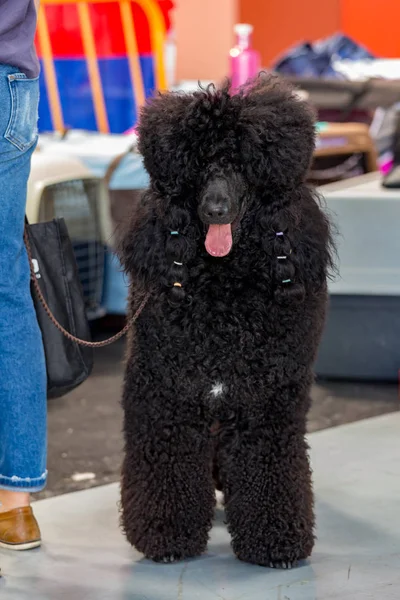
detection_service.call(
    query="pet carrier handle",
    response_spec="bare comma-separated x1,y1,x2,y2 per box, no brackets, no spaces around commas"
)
103,143,137,187
23,225,149,348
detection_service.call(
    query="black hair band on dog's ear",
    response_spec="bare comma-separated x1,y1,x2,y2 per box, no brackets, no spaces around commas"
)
270,224,305,304
164,228,190,307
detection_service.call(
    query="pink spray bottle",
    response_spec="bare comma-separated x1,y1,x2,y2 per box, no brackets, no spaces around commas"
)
230,23,261,91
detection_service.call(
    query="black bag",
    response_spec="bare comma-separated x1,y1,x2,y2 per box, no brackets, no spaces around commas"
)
24,218,94,398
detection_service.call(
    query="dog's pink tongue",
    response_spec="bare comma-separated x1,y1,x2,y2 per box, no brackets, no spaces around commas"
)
205,224,233,257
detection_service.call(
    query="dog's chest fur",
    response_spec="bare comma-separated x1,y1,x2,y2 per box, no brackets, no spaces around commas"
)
134,267,293,396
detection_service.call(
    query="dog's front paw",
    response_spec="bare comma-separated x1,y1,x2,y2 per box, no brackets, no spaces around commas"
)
235,549,305,568
234,534,313,568
232,525,314,568
138,533,208,564
146,544,204,563
150,554,178,564
268,560,298,570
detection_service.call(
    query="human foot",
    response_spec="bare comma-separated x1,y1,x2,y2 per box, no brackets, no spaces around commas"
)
0,507,41,550
0,491,30,513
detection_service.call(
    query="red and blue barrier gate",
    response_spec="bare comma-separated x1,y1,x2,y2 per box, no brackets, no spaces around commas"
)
35,1,172,133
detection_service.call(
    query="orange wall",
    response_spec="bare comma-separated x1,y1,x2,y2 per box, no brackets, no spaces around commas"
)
342,0,400,57
240,0,341,67
175,0,238,82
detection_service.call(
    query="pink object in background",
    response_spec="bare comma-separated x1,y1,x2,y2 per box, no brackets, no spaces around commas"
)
379,151,394,175
124,126,137,135
230,23,261,91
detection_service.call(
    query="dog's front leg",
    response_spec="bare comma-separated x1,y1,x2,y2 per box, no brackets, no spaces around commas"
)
219,391,314,568
120,375,215,563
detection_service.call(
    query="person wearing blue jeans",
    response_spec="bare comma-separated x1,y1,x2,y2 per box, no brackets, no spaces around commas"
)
0,1,47,550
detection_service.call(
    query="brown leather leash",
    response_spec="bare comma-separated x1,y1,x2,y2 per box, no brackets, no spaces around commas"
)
24,226,149,348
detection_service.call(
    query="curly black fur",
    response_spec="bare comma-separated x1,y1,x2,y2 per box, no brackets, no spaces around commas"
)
119,74,334,567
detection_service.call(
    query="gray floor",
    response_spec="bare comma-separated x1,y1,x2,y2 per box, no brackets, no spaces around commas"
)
1,413,399,600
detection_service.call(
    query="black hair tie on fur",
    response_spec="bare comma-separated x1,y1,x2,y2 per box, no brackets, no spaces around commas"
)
166,230,188,306
272,224,305,304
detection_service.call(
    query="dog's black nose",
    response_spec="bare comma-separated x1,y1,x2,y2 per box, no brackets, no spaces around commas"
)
203,201,230,220
199,177,238,225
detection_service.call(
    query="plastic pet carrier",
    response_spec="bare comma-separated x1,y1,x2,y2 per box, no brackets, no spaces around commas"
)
37,131,148,315
27,153,112,320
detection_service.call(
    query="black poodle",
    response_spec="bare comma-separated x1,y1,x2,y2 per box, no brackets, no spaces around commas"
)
119,74,333,568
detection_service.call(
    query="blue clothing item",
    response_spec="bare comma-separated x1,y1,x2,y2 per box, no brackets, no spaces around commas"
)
273,34,375,79
314,34,375,61
0,63,47,492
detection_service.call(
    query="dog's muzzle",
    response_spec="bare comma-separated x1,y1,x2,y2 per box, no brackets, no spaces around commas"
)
198,178,239,258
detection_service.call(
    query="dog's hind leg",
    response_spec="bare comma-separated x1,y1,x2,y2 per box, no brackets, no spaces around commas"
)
218,382,315,568
120,372,215,563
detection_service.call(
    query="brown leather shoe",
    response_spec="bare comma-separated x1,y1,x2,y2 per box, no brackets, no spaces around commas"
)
0,506,41,550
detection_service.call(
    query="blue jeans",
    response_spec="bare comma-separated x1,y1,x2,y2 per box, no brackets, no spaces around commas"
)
0,64,47,493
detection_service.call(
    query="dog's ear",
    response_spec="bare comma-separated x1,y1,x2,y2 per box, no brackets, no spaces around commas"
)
257,185,334,305
237,74,316,191
137,92,194,193
118,191,198,306
117,196,163,287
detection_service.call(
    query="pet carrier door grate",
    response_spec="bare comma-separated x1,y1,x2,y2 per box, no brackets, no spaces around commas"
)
38,179,106,320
